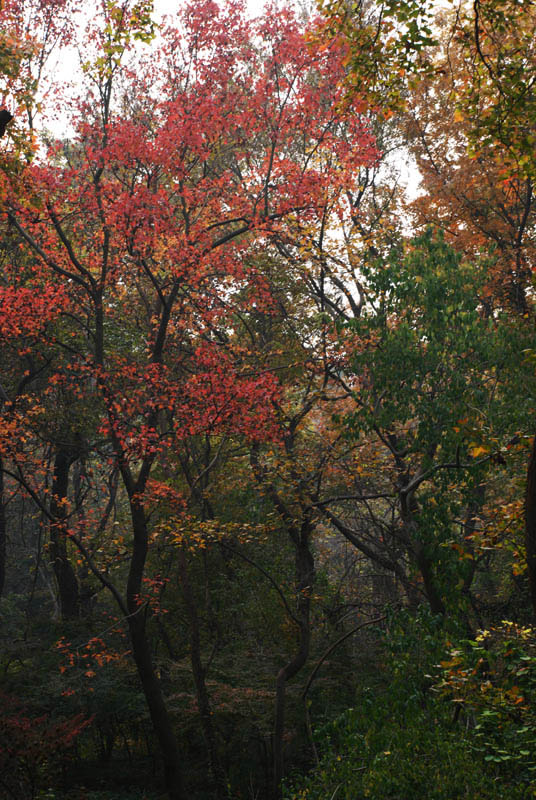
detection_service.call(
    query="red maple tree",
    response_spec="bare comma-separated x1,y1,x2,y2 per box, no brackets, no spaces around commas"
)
0,1,378,796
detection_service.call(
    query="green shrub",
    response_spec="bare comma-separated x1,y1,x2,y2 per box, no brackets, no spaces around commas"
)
286,611,531,800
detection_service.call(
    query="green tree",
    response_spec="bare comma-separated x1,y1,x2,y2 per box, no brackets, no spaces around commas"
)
321,231,535,616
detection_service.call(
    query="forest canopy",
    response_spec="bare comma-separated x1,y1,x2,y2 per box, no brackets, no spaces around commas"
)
0,0,535,798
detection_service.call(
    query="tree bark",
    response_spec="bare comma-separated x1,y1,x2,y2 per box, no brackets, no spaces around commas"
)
49,448,80,619
401,490,445,616
126,498,184,800
177,546,226,798
414,543,446,616
0,457,6,599
525,434,536,620
273,523,314,799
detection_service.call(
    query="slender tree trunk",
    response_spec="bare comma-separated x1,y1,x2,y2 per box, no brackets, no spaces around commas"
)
49,448,80,619
460,484,486,632
0,457,6,599
273,524,314,799
126,499,184,800
177,546,226,798
525,434,536,620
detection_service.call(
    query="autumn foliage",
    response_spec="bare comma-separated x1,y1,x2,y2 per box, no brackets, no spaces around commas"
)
1,0,536,798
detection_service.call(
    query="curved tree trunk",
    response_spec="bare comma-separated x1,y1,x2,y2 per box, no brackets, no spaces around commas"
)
127,499,184,800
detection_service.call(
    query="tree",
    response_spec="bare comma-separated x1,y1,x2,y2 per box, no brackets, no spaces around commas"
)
403,12,535,315
0,1,378,796
400,2,536,617
311,231,534,617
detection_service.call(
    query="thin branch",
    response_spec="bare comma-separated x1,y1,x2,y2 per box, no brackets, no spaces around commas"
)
302,615,387,701
7,212,93,294
218,541,299,626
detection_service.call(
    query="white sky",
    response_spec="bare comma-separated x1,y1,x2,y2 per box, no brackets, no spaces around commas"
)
154,0,267,19
38,0,420,197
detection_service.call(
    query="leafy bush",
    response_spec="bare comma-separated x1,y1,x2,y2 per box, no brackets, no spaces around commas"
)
0,693,90,799
286,611,531,799
437,621,536,785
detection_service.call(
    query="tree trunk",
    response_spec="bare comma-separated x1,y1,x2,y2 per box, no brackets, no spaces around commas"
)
273,523,314,799
0,457,6,599
414,544,446,616
49,448,80,619
460,484,486,632
177,546,226,798
401,492,445,616
525,434,536,620
127,499,184,800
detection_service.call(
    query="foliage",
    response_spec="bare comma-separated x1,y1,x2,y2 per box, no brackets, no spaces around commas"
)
314,0,436,111
326,230,535,615
286,612,530,799
437,621,536,785
451,0,536,174
0,692,90,799
0,0,535,798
